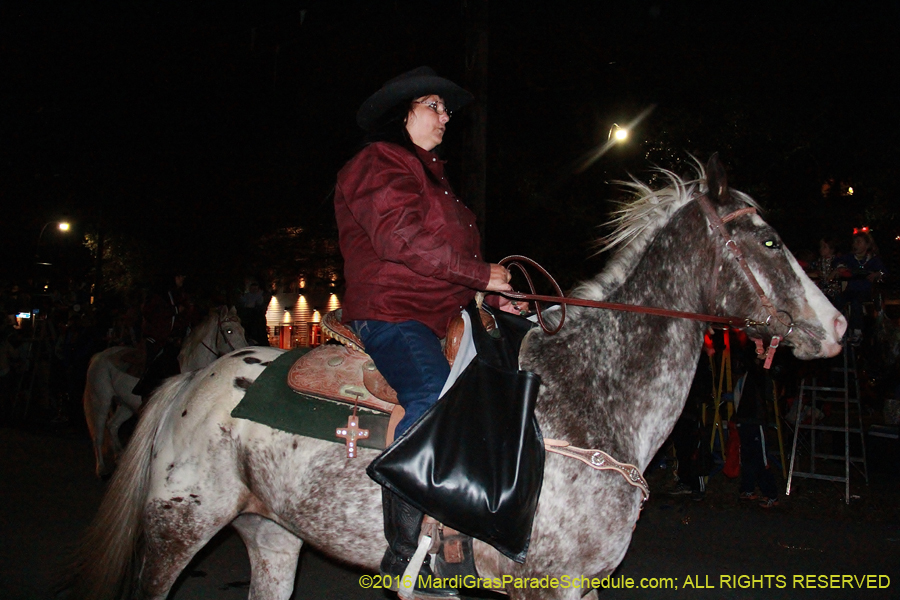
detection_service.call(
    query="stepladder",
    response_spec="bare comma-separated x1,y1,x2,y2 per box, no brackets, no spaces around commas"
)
786,339,868,504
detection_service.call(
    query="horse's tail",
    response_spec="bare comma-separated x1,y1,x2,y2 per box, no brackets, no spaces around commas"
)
59,372,194,600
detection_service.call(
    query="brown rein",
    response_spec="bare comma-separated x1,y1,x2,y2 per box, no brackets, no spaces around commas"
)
499,255,752,334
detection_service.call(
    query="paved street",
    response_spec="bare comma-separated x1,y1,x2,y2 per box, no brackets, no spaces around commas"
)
2,424,898,600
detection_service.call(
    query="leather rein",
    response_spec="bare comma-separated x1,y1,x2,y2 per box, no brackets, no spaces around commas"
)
500,195,793,368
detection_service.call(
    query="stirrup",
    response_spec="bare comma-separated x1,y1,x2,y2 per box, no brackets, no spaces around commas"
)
398,535,433,600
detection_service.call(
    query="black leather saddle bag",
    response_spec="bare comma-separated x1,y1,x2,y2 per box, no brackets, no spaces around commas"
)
367,301,544,563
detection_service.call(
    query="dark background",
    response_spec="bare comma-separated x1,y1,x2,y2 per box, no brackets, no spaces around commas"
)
3,0,899,295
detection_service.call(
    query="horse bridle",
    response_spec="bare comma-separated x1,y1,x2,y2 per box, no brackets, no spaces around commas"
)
696,194,794,366
200,314,240,359
500,194,795,368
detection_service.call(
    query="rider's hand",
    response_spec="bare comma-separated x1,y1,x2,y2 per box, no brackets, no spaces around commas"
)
497,297,530,315
486,264,513,292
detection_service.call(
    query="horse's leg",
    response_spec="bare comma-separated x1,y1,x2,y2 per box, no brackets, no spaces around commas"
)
138,374,249,600
232,514,303,600
83,360,113,478
138,499,237,600
107,370,142,460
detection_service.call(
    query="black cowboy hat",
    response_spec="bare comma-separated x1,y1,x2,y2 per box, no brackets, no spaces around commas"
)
356,66,474,131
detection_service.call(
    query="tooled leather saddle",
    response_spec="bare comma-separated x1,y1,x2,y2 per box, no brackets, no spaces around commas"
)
286,309,494,446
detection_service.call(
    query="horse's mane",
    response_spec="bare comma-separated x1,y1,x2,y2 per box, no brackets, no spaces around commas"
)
571,159,756,301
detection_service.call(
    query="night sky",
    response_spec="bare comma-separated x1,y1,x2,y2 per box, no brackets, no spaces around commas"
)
3,1,898,293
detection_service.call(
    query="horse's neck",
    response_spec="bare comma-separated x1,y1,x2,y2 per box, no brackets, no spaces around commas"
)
615,223,715,464
611,206,714,313
181,322,214,371
529,208,714,469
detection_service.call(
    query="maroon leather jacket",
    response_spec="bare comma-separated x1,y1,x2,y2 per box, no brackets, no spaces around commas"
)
335,142,491,338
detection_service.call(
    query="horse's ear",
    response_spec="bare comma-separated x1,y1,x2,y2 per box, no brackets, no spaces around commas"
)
229,306,238,316
218,305,228,318
706,153,729,204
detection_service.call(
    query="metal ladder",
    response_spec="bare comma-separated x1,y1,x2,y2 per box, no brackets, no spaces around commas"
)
786,340,868,504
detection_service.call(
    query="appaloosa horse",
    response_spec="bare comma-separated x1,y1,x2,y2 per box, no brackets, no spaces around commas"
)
65,157,845,600
82,306,247,477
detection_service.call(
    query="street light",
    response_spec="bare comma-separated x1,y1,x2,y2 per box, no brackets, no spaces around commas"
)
574,105,656,174
609,123,629,142
35,220,71,265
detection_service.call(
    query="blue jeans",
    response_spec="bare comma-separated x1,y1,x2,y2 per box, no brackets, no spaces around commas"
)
351,320,450,437
738,423,778,499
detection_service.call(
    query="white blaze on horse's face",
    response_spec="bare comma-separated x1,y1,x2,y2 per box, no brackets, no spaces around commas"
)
729,211,846,359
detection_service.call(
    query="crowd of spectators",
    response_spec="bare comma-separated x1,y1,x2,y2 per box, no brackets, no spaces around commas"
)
802,231,888,344
0,275,269,428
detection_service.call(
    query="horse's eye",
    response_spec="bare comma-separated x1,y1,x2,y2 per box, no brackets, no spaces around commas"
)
764,239,781,249
226,329,233,334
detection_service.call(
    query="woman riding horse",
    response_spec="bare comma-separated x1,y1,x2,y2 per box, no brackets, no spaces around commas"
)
335,66,512,598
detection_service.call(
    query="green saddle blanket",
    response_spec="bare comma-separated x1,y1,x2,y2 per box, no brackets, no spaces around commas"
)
230,347,391,450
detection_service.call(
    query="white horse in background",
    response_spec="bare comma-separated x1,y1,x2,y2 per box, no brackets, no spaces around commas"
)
82,306,247,477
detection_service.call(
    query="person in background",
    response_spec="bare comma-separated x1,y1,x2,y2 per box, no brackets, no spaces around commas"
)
733,346,780,508
668,354,713,501
806,236,843,307
839,232,886,344
132,273,193,400
238,280,270,346
0,324,23,400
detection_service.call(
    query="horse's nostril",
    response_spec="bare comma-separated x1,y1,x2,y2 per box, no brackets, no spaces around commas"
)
834,314,848,340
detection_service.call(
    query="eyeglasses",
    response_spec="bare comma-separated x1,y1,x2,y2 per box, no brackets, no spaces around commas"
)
415,100,452,118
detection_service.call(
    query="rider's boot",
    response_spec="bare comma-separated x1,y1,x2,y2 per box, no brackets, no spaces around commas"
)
380,488,459,599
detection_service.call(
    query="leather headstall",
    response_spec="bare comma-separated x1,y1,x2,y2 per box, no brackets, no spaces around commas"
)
696,195,794,368
200,313,241,359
